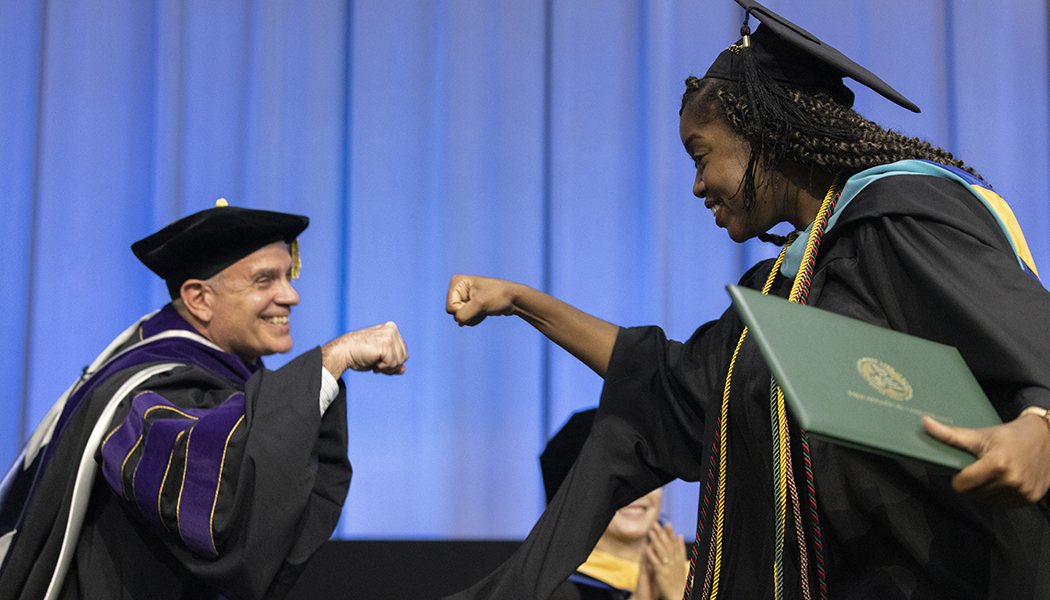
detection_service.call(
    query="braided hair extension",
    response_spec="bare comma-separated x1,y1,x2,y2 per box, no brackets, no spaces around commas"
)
680,75,982,245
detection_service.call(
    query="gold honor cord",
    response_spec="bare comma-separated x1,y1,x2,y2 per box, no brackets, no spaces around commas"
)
691,175,840,600
771,375,788,599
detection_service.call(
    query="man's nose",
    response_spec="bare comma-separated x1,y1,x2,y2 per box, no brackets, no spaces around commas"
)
278,279,300,306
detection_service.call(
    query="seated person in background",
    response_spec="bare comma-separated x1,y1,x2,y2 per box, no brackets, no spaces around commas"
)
541,409,687,600
0,201,408,600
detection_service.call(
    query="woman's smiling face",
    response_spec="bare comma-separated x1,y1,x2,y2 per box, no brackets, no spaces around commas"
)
679,103,791,243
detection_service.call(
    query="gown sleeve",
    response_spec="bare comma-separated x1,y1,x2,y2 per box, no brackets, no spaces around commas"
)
96,347,351,599
446,262,778,600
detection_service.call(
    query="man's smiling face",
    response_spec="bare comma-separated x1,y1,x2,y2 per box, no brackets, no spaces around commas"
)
204,241,300,364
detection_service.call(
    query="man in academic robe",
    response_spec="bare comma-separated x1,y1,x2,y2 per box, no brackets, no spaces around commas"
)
0,202,408,600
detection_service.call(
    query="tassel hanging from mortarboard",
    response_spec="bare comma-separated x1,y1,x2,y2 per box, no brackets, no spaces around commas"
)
289,238,301,280
731,13,856,210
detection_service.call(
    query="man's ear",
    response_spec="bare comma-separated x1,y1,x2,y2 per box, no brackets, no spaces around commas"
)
180,280,213,323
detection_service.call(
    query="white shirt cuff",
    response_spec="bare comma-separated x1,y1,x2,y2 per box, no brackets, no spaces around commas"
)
320,367,340,415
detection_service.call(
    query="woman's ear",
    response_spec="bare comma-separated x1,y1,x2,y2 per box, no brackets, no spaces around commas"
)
179,280,212,323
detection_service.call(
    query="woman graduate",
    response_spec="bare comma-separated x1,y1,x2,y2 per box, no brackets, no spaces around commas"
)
445,1,1050,599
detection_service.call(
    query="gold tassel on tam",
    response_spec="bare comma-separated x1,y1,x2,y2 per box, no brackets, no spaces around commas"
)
289,238,301,280
215,198,228,207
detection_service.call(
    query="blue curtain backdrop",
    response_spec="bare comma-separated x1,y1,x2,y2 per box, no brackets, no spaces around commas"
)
1,0,1048,540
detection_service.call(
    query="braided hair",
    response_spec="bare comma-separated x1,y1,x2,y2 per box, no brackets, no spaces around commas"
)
680,75,981,215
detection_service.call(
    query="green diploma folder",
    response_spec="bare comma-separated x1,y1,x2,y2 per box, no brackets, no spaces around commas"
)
727,285,1001,470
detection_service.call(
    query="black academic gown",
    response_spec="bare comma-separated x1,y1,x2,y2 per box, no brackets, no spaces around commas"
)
0,307,352,600
447,174,1050,600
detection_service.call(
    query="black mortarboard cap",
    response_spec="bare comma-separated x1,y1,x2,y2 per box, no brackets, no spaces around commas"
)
705,0,920,113
132,200,309,297
539,408,597,505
